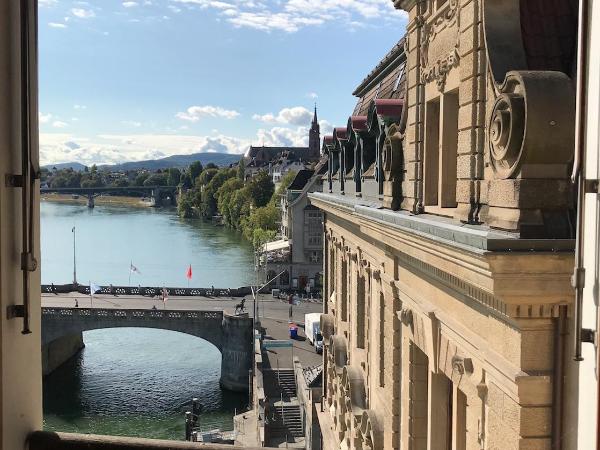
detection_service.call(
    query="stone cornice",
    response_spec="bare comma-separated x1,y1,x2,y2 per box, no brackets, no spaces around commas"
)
311,192,574,320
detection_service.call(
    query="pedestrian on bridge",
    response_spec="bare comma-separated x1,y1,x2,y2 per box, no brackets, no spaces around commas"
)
75,299,79,308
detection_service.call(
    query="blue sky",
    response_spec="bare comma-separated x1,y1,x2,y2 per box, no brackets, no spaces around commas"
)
38,0,407,166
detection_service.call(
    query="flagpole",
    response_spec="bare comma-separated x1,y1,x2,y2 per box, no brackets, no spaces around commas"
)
72,226,77,286
128,260,132,286
89,280,93,308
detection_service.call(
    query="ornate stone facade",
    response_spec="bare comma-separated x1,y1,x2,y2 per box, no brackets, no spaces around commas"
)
310,1,578,449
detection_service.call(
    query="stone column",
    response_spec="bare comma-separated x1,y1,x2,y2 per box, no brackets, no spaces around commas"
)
455,0,486,223
399,0,426,213
220,313,253,392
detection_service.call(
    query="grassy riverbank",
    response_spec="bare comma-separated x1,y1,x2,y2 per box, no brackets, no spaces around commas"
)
41,193,152,208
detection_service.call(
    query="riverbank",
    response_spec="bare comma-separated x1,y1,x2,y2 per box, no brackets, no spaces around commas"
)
41,193,152,208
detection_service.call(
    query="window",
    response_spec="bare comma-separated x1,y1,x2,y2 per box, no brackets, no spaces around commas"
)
424,90,459,209
356,275,366,349
379,292,385,387
341,259,348,321
310,251,320,263
410,343,429,448
429,373,453,450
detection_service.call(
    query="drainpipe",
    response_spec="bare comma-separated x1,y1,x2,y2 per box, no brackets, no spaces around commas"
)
571,0,593,362
552,305,567,450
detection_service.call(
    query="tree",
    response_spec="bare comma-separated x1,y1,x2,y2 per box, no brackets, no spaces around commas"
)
167,167,181,186
189,161,203,183
177,190,195,218
196,168,218,188
247,170,274,208
205,162,218,170
180,172,192,189
143,173,168,186
216,178,244,226
111,177,130,187
270,170,297,206
134,172,150,186
237,159,246,181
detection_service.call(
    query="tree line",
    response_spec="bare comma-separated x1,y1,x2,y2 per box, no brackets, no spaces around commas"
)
42,162,210,190
177,159,296,248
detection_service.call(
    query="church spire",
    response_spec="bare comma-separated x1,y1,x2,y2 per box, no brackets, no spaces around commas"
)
308,103,320,159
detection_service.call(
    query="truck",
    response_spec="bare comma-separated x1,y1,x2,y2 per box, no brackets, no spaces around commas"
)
305,313,323,354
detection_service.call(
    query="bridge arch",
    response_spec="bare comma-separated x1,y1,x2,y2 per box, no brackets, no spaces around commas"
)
41,308,252,392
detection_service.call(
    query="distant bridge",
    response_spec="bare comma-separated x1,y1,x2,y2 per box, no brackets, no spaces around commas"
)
40,185,179,208
41,306,252,392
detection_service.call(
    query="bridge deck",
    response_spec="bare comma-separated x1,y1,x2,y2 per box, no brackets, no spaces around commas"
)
42,292,243,313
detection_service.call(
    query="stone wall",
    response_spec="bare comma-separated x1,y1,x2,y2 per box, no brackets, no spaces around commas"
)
42,332,84,376
312,195,573,450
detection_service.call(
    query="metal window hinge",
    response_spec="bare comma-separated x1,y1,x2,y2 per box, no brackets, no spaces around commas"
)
582,328,596,344
5,174,24,188
585,179,600,194
7,305,25,319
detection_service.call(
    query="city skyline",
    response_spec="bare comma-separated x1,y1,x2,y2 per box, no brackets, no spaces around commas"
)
39,0,407,166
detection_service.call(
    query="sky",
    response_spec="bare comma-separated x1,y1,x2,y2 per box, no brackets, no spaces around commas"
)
38,0,408,166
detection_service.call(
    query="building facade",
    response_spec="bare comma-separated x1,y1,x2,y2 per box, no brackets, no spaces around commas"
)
311,1,578,449
264,164,327,291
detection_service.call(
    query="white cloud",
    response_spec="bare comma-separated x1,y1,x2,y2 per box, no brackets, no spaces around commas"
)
48,22,67,28
307,92,318,99
39,0,58,6
52,121,68,128
73,104,87,110
39,132,251,166
170,0,406,32
176,105,240,122
121,120,142,127
39,112,53,124
253,106,312,125
256,126,309,147
123,1,139,7
71,8,96,19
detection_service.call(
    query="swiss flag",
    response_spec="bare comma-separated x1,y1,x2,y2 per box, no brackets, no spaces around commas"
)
186,264,192,280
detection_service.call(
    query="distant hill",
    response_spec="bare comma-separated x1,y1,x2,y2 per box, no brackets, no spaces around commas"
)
99,152,242,171
43,162,88,172
43,152,242,173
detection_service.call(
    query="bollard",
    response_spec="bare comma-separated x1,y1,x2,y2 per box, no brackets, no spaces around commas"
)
185,411,192,441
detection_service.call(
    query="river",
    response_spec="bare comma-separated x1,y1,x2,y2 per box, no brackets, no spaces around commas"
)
41,201,256,440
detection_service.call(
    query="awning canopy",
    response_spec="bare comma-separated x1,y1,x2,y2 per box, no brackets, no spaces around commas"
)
262,239,290,253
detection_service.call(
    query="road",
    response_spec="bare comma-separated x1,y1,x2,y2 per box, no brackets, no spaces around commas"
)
41,292,322,324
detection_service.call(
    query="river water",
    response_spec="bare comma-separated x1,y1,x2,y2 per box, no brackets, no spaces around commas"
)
41,201,256,440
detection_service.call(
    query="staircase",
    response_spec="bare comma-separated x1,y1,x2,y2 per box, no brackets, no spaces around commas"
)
263,369,297,399
263,368,304,446
270,403,303,438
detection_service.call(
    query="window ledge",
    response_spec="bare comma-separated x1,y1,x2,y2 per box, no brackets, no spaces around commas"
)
28,431,272,450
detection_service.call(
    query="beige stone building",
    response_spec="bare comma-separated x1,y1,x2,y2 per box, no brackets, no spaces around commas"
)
310,1,578,449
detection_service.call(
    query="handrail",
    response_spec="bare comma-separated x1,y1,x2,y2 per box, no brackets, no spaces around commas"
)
27,431,274,449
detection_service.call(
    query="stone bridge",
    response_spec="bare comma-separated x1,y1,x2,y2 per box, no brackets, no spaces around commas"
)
41,307,252,392
40,185,179,208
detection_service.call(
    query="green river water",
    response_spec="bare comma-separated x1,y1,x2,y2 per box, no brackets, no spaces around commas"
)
41,201,256,440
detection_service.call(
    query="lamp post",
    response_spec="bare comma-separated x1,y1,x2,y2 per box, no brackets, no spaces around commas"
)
72,226,78,286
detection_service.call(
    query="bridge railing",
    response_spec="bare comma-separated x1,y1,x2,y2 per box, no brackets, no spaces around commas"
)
42,284,251,298
41,307,224,321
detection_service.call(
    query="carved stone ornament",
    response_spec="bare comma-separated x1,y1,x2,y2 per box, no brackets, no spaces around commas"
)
320,313,335,341
420,0,460,91
357,410,384,450
382,123,403,182
488,71,575,179
398,307,413,326
451,355,474,375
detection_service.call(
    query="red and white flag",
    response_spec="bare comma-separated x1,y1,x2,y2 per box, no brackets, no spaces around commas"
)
130,263,141,275
186,264,192,280
162,287,168,303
